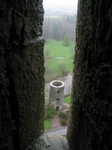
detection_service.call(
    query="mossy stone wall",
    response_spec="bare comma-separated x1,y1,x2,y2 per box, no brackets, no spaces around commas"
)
1,0,112,150
0,0,45,149
67,0,112,150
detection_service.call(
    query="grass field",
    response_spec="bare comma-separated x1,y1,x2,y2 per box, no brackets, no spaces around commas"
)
44,39,75,81
63,95,71,104
44,120,51,130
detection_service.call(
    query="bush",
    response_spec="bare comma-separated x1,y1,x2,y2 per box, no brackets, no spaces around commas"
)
63,34,70,46
45,105,55,120
59,110,69,126
60,118,68,126
58,62,68,75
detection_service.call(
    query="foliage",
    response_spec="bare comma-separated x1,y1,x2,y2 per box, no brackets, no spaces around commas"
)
44,105,56,120
63,34,70,46
44,120,51,130
66,15,77,24
52,24,60,41
59,110,69,126
43,15,76,42
44,105,55,131
58,62,68,75
63,95,71,104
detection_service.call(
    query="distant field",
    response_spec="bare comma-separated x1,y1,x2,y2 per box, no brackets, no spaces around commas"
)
44,39,75,81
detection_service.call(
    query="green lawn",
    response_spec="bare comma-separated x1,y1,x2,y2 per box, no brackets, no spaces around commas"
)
44,39,75,81
44,120,51,130
44,105,56,131
63,95,71,104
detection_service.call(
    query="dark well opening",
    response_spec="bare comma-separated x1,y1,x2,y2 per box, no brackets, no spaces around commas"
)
53,81,62,86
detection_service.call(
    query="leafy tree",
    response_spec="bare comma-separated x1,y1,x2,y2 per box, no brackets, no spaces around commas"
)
43,18,51,42
52,24,60,41
63,34,70,46
58,62,68,75
42,15,76,42
45,105,55,120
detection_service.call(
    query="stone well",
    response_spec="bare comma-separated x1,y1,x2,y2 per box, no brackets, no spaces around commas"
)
49,80,65,110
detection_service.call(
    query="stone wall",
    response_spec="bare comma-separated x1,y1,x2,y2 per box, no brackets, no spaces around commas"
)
0,0,45,149
1,0,112,150
67,0,112,150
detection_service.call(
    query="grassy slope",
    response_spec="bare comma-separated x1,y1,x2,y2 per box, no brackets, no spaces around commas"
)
44,105,56,131
44,39,75,81
63,95,71,104
44,120,51,130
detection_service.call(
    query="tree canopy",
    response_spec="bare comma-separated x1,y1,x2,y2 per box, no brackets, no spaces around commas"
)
63,34,70,46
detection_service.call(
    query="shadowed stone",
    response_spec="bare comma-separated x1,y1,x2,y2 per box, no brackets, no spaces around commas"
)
26,134,69,150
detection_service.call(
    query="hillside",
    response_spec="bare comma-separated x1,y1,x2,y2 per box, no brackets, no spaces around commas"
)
44,39,75,82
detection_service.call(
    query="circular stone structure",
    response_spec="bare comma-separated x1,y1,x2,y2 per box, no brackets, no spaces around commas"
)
49,80,65,110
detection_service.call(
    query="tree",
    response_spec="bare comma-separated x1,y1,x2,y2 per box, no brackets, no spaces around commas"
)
43,16,76,42
58,62,68,75
52,24,60,41
43,18,51,42
63,34,70,46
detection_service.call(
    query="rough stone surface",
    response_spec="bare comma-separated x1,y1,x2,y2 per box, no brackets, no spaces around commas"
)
67,0,112,150
1,0,112,150
26,134,69,150
0,0,45,149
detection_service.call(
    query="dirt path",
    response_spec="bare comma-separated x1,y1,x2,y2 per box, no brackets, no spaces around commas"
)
50,111,60,127
50,103,70,127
